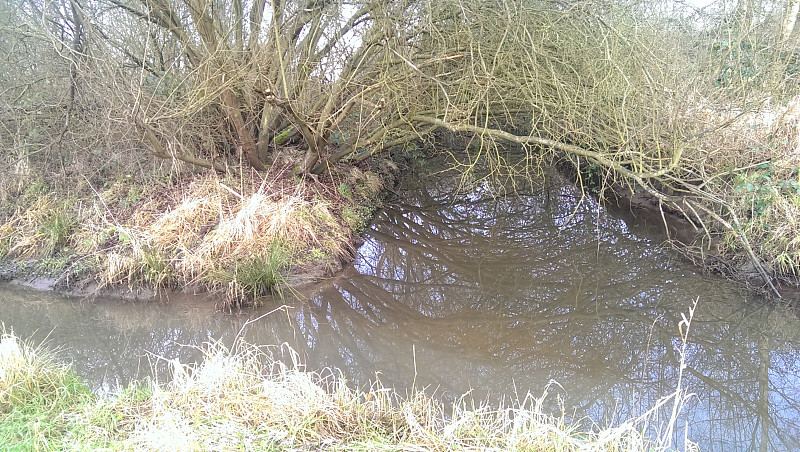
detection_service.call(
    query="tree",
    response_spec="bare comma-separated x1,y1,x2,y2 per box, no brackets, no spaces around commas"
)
5,0,800,291
91,0,426,174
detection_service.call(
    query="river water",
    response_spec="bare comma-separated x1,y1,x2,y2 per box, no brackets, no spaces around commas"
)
1,164,799,451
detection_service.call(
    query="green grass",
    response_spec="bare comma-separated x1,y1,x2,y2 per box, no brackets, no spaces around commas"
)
36,251,77,274
0,330,98,451
0,238,8,260
242,241,290,295
38,202,76,257
137,245,175,287
207,240,291,306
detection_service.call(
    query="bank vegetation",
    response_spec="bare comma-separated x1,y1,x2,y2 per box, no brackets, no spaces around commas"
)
2,0,800,298
0,330,695,451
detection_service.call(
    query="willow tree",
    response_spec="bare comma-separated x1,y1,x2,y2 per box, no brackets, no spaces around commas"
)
7,0,800,290
88,0,425,174
375,0,800,294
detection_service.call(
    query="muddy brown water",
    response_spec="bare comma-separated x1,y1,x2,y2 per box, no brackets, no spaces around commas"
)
2,166,800,451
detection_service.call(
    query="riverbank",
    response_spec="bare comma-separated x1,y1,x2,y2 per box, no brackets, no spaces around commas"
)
561,95,800,299
0,330,689,451
0,148,395,308
3,125,800,304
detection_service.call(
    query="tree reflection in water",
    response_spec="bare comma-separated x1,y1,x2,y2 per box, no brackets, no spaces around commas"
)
1,168,799,451
289,169,800,452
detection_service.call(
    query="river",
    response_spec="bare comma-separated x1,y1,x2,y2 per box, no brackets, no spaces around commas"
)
1,163,799,451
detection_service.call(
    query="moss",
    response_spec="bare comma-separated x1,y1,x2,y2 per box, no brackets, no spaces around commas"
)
341,205,374,233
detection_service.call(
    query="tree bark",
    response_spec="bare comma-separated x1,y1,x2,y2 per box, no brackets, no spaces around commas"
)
221,90,267,171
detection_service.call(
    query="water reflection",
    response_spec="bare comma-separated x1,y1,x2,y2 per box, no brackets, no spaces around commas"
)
1,168,799,451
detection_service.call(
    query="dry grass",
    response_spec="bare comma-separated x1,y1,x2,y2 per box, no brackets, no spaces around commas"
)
122,341,685,452
0,150,385,305
0,329,58,410
83,168,353,306
0,324,699,451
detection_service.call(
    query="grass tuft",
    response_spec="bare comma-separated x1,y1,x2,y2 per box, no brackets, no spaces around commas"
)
0,329,97,450
210,241,291,305
0,156,390,302
56,169,355,304
1,196,77,259
38,202,77,256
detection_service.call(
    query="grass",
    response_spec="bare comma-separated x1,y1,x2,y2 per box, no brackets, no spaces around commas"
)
0,232,8,260
209,241,291,301
0,160,382,306
0,328,97,450
0,330,693,452
38,202,76,257
0,196,77,259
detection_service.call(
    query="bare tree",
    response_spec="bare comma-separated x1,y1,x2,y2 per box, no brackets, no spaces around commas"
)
90,0,425,173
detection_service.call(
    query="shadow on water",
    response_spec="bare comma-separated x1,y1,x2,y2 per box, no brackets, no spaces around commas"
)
1,164,800,451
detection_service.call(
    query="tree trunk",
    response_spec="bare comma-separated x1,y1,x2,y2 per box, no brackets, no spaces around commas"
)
300,147,321,174
783,0,800,41
221,90,267,171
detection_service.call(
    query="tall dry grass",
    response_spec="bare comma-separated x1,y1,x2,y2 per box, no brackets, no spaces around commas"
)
0,307,703,451
124,340,691,451
73,166,356,306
